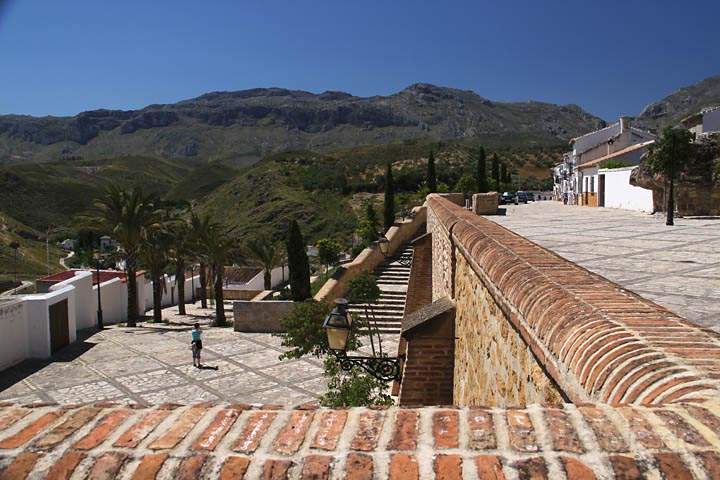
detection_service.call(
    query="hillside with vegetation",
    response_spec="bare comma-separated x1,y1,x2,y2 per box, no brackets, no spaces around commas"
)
0,83,602,165
0,137,562,280
0,212,64,283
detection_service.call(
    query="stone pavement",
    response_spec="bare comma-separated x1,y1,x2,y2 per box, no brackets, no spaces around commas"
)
0,304,400,407
0,401,719,479
487,202,720,332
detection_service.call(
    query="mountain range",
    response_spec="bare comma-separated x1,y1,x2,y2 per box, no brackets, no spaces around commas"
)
0,83,605,165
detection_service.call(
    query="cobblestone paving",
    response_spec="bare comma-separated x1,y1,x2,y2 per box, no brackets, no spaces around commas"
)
488,201,720,332
0,304,400,406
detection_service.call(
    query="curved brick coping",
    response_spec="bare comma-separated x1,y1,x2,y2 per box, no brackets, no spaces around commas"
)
0,402,719,479
427,195,720,405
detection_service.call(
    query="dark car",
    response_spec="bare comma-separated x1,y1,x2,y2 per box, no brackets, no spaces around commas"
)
500,192,516,204
516,191,529,204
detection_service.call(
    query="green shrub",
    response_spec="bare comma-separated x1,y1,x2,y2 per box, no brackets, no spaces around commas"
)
320,358,393,407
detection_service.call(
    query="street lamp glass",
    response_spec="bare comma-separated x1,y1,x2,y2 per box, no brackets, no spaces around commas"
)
323,298,352,351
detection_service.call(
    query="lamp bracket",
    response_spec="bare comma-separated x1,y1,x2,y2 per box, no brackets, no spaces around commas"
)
331,351,401,382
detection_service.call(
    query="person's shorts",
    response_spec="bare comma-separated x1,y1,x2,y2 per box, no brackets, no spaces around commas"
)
191,340,202,358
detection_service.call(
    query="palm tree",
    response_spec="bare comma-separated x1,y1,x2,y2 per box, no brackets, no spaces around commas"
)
92,186,161,326
196,217,235,326
139,214,175,323
189,212,212,309
169,214,193,315
245,238,283,290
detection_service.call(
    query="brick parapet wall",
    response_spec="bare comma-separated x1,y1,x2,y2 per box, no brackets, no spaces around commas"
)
0,401,719,479
426,194,720,406
399,337,455,406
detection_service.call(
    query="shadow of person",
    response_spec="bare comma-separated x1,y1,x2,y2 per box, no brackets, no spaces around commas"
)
198,365,219,370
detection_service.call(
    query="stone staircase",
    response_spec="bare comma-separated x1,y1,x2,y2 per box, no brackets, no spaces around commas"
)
347,244,413,335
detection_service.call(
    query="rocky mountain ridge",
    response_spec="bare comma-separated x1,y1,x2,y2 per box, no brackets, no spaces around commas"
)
0,83,604,164
636,75,720,129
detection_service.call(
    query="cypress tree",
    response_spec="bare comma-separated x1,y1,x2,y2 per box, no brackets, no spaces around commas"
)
476,146,488,193
500,163,508,189
491,153,500,190
427,151,437,193
383,162,395,231
286,219,311,301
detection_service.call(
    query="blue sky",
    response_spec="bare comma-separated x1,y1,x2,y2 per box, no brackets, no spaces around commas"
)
1,0,718,120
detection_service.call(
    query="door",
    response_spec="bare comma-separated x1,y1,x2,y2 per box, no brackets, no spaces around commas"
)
49,299,69,354
598,174,606,207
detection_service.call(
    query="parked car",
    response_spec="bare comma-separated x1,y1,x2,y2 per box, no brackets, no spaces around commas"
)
500,192,516,204
516,191,530,204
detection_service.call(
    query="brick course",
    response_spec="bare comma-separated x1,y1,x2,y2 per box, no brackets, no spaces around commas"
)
0,402,718,479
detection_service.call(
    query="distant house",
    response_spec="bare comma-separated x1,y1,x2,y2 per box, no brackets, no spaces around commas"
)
58,238,76,251
99,235,117,253
681,106,720,137
553,117,655,205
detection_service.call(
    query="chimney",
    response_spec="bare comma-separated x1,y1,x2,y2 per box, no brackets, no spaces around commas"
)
619,116,631,133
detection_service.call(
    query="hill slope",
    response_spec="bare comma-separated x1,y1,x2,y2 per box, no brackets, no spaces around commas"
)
636,75,720,129
0,156,194,230
0,83,604,165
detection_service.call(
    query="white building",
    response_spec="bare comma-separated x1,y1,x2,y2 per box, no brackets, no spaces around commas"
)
681,106,720,137
576,140,654,208
554,117,655,205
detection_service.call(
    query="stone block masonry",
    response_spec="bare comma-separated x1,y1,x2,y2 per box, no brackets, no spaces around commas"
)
0,401,719,479
426,194,720,406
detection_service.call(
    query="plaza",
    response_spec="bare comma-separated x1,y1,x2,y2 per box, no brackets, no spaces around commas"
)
489,201,720,332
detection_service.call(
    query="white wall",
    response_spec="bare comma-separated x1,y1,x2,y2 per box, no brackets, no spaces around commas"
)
0,300,28,370
600,167,654,212
243,266,287,290
22,285,77,359
94,277,126,325
49,271,94,330
142,274,202,312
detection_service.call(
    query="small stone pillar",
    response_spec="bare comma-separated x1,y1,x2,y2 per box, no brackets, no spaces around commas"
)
471,192,499,215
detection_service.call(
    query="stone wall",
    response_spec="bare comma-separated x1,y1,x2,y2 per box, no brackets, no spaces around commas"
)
233,300,293,333
453,254,563,407
426,193,720,407
314,205,427,303
471,192,499,215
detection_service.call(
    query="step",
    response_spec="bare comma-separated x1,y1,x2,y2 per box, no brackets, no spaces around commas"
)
352,305,405,311
351,313,404,321
349,309,405,317
348,305,405,312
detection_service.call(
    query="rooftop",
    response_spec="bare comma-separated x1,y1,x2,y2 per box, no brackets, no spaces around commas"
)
577,140,655,169
36,269,130,284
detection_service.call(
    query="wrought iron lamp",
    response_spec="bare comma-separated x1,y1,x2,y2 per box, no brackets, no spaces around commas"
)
375,235,412,268
93,252,106,329
322,298,401,382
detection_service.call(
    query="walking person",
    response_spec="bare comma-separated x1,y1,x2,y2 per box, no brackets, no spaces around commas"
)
191,322,203,368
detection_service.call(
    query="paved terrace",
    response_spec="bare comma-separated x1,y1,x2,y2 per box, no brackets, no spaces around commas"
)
0,401,719,479
0,305,400,407
487,202,720,333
